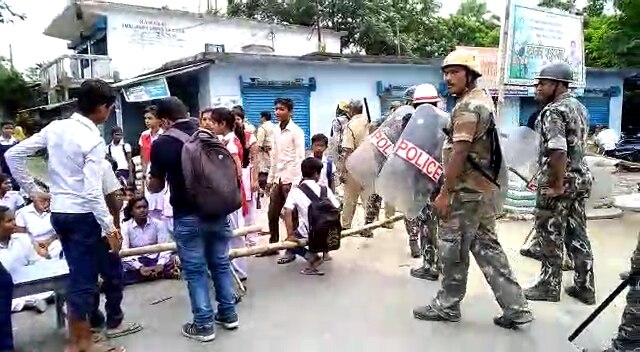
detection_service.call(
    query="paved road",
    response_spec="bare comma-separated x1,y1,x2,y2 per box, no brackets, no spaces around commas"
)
11,210,640,352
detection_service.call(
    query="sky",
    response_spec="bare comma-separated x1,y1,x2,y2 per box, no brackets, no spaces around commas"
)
0,0,588,72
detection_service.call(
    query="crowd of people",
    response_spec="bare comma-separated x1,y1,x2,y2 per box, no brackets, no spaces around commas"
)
0,47,637,352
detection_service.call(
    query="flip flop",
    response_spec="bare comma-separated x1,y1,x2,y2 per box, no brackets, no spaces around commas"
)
300,267,325,276
105,322,143,339
277,255,296,264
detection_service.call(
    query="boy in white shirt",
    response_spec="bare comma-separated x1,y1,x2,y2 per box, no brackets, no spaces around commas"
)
283,157,340,276
311,134,335,193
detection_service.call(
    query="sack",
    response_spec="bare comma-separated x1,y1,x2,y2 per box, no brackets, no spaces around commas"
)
298,183,341,253
164,128,242,219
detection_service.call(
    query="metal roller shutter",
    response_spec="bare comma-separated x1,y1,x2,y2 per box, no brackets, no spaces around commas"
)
579,97,610,127
241,87,312,148
519,98,538,126
379,92,405,117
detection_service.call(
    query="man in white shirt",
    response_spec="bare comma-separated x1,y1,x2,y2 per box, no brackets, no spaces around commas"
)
4,79,126,352
283,157,340,276
594,125,619,156
262,98,306,260
108,126,134,185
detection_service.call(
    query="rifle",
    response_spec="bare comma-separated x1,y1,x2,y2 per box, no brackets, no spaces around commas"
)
441,128,500,187
364,98,372,124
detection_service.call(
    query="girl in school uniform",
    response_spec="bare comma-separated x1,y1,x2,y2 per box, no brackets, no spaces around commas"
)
0,174,24,212
200,108,249,282
232,110,260,247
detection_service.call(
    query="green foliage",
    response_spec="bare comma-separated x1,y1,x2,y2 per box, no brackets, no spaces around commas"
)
537,0,578,12
0,58,36,117
228,0,499,57
0,0,25,24
607,0,640,67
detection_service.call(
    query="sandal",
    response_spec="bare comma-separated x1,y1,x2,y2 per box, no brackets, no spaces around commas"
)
277,255,295,265
105,322,143,339
300,267,325,276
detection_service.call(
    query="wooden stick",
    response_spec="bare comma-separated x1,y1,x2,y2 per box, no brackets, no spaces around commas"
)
120,215,406,258
119,224,263,257
586,152,640,168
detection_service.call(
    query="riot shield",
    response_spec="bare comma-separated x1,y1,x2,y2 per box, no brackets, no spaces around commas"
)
500,126,540,183
375,104,446,218
345,105,415,192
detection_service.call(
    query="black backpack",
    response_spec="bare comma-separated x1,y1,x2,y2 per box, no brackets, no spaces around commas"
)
298,183,342,253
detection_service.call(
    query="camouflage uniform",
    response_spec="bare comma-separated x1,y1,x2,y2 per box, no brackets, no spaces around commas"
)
364,194,395,225
520,225,575,271
414,88,532,325
405,204,439,280
608,233,640,351
525,92,595,304
330,114,349,186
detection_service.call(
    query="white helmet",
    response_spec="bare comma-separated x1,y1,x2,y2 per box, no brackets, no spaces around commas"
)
412,83,440,104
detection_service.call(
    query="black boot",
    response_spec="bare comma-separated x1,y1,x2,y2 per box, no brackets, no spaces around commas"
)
565,285,596,305
410,267,439,281
519,247,543,261
413,305,460,323
493,312,534,330
524,282,560,302
409,240,421,258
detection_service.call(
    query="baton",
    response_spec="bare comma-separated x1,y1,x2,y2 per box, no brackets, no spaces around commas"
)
364,98,372,123
568,275,634,342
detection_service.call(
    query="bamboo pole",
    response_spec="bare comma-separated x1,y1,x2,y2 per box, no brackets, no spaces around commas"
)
586,152,640,169
119,215,405,258
119,224,263,257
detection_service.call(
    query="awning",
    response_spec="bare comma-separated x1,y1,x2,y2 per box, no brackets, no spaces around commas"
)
112,62,211,88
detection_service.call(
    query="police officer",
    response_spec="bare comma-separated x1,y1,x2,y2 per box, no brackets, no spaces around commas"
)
330,101,351,188
404,83,444,280
605,234,640,352
524,62,595,305
414,50,533,328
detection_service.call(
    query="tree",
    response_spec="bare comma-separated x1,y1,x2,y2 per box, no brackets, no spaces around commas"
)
23,62,46,83
607,0,640,67
538,0,578,12
0,0,25,24
0,58,36,118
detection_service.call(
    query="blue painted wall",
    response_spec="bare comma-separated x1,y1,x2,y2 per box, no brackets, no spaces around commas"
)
584,71,624,134
203,61,443,137
198,60,625,137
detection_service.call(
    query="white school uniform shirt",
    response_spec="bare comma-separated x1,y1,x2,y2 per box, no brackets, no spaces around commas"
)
0,191,24,212
317,156,333,188
5,113,114,234
15,204,55,242
108,141,132,171
283,179,340,238
0,233,42,273
0,136,17,146
595,128,619,151
121,217,172,269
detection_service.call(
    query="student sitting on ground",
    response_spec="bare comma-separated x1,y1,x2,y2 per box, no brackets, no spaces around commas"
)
0,174,23,212
283,157,341,276
120,196,180,285
15,192,62,260
0,206,57,316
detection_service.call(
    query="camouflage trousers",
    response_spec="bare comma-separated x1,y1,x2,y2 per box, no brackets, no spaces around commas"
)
431,192,531,320
404,204,439,270
535,195,594,293
610,234,640,351
364,193,395,224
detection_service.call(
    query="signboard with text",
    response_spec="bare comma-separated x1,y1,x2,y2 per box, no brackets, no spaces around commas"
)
504,3,585,87
456,46,499,90
122,78,171,102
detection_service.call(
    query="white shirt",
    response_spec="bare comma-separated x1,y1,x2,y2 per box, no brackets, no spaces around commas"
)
108,141,132,171
121,217,172,269
101,159,122,196
283,179,340,238
268,120,305,185
0,233,42,273
15,204,55,242
5,113,114,234
318,157,333,188
596,129,619,151
0,191,24,212
0,136,17,146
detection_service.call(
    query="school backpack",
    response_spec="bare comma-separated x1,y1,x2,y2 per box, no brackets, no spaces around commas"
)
164,127,242,219
297,183,342,253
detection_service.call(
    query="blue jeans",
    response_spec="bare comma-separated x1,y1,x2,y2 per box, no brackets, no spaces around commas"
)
51,213,124,323
290,230,309,258
0,262,13,351
173,214,236,328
